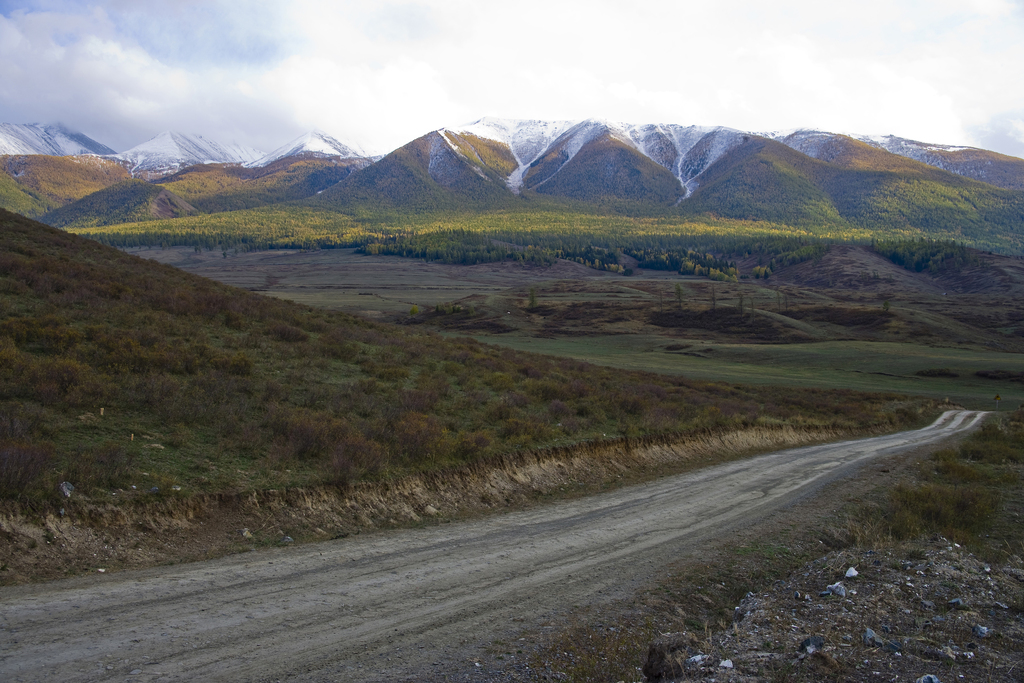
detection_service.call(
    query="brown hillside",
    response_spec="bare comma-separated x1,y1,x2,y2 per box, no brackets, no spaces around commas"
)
1,154,129,208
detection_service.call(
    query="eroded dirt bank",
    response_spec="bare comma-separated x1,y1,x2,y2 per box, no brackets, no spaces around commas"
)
0,411,985,682
1,419,921,584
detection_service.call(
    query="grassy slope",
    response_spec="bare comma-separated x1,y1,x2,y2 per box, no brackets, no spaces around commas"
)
525,135,683,205
156,158,369,213
315,132,520,212
0,208,921,505
0,155,130,218
40,179,197,228
681,138,1024,251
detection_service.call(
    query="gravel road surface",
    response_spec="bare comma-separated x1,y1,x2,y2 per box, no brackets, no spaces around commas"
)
0,410,986,682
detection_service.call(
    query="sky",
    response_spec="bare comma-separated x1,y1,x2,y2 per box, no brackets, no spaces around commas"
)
1,0,1024,158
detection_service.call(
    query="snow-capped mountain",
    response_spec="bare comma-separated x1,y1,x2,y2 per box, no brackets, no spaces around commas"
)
450,118,752,196
113,131,264,177
247,131,368,168
856,134,971,161
456,117,576,192
766,129,1024,190
0,123,115,156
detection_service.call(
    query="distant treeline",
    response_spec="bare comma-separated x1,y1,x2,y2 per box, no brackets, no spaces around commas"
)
354,227,834,281
873,238,981,274
75,209,845,282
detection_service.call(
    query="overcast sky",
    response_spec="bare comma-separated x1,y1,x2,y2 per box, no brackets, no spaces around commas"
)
2,0,1023,158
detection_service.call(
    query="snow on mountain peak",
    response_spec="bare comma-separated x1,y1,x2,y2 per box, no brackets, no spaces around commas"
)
450,118,758,195
0,123,115,156
114,131,264,176
247,130,368,168
455,117,577,192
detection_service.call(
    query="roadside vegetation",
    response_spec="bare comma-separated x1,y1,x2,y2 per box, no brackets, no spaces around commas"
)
528,408,1024,681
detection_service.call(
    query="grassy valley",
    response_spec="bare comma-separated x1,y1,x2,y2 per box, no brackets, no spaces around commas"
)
2,209,920,517
136,240,1024,410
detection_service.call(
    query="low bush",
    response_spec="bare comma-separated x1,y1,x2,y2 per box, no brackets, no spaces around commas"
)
915,368,958,378
62,442,136,490
268,323,308,343
0,442,53,498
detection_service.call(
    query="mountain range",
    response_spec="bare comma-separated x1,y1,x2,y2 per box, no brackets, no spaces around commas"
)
2,118,1024,249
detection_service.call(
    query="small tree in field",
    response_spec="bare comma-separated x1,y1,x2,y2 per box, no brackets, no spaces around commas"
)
528,287,537,309
674,283,683,310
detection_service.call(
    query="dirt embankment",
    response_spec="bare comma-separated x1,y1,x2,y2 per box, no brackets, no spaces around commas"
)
0,420,919,585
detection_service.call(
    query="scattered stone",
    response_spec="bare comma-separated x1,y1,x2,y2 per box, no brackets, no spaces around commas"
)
995,601,1009,609
863,628,886,647
794,591,801,599
916,676,941,683
59,481,74,498
826,582,846,597
97,568,106,573
948,598,965,609
423,505,440,516
846,567,859,578
799,636,825,654
972,625,990,638
686,654,708,667
241,528,253,539
719,659,733,669
129,670,142,675
920,599,935,610
149,487,159,494
171,485,181,491
281,536,294,544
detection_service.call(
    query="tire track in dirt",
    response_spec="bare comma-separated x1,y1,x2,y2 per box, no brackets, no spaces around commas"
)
0,411,985,682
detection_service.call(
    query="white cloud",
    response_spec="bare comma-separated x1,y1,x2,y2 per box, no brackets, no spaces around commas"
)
0,0,1023,158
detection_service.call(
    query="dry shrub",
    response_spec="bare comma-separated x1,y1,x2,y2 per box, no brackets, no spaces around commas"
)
325,433,386,486
63,442,135,490
0,403,44,441
391,412,444,464
223,310,245,330
268,323,308,343
21,357,92,405
318,328,358,360
499,416,555,443
451,430,490,462
397,389,439,414
0,442,53,497
548,399,571,418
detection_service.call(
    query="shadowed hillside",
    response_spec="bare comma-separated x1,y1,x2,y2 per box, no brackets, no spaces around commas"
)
40,179,197,228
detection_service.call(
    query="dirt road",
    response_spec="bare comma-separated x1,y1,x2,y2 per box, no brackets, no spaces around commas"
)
0,411,985,682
